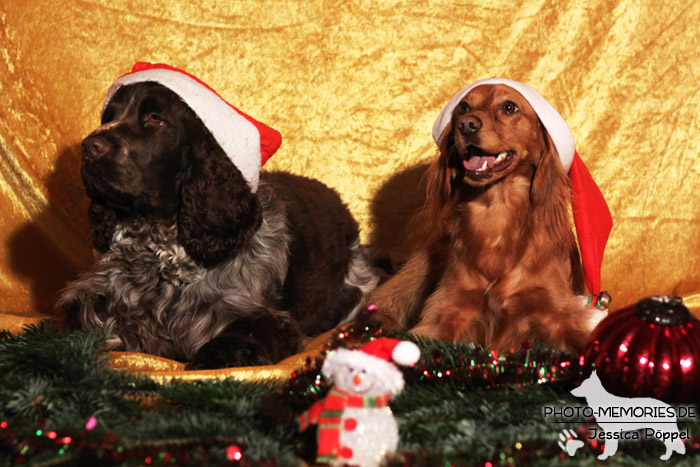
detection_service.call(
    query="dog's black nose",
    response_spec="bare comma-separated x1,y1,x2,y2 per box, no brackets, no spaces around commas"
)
458,116,482,135
82,135,111,160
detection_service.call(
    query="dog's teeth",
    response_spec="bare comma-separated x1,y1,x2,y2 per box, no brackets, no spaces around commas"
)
479,160,488,170
496,152,507,163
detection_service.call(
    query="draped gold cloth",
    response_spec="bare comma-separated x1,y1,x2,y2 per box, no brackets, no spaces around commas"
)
2,0,700,380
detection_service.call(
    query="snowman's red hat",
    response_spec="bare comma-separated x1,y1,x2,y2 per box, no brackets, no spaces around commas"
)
102,62,282,192
357,338,421,366
432,78,613,301
322,338,420,377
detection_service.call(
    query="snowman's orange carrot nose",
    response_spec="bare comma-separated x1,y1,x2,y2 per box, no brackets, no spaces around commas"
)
353,373,363,385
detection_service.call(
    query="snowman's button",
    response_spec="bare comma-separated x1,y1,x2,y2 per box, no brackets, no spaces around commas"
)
339,446,353,459
344,418,358,431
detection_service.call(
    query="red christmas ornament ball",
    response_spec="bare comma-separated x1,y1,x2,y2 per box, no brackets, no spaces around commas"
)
584,295,700,403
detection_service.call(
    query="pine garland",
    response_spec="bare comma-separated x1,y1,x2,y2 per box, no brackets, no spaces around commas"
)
1,321,699,466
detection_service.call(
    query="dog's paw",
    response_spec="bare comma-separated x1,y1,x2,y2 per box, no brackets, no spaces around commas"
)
187,339,275,370
187,315,303,370
370,312,401,332
558,429,584,456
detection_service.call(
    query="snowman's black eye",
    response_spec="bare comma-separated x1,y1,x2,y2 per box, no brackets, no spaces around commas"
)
361,369,366,374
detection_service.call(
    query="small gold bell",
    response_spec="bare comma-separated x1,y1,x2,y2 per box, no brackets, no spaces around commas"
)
597,291,612,310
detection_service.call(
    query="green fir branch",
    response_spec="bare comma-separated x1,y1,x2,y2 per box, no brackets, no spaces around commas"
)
0,323,698,466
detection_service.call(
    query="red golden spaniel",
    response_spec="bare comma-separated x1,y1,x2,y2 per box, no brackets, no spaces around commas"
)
370,81,608,352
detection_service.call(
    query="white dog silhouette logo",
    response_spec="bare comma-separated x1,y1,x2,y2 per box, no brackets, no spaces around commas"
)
569,371,686,460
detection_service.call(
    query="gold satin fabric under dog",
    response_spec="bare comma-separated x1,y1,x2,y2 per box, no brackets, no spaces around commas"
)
1,0,700,380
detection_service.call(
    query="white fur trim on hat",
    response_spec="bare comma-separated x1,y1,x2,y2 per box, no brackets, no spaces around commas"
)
432,78,575,171
103,68,262,191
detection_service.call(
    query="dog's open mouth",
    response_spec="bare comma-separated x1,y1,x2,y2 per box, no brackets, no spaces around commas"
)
462,145,515,178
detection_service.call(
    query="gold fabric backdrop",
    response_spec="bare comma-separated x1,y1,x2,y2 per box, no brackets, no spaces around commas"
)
2,0,699,378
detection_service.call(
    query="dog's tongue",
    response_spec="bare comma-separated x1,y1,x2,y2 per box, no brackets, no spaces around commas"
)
464,155,496,171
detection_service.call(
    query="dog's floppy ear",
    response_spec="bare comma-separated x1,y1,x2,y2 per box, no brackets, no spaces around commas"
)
426,123,456,208
87,201,119,253
414,122,459,242
530,129,571,208
531,128,575,246
178,136,262,268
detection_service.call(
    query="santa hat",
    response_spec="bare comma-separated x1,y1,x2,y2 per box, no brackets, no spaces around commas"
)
432,78,612,302
322,338,420,377
102,62,282,192
358,338,421,366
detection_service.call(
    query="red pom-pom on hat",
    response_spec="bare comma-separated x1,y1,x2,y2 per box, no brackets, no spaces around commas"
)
102,62,282,192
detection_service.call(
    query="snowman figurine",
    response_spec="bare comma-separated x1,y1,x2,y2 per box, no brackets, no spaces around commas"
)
299,338,420,466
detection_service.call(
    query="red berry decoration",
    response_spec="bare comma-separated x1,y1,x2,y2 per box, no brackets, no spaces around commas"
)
584,295,700,403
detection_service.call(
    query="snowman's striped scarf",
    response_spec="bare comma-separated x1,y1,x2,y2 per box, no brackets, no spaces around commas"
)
299,387,392,463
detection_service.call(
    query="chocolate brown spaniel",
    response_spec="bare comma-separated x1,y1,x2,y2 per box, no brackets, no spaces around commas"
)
370,81,608,353
58,81,376,369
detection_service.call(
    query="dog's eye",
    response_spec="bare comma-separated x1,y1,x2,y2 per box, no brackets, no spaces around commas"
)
457,101,469,114
501,100,518,114
101,110,114,125
142,113,165,127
